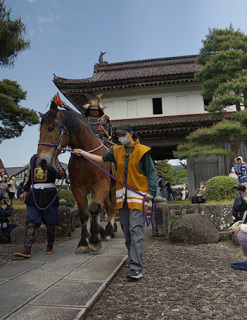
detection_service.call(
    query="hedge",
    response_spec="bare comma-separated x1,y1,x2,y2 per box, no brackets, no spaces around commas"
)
205,176,239,201
58,189,76,207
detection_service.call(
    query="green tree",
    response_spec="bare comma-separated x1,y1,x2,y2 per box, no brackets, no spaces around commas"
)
0,0,30,66
155,160,175,184
195,25,247,111
0,1,39,143
0,79,39,143
175,25,247,163
173,169,188,185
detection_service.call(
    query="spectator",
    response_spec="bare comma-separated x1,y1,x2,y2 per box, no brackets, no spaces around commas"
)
181,188,186,200
0,195,17,243
232,184,247,259
156,173,163,197
8,176,17,202
163,181,172,201
191,181,206,204
17,181,24,198
235,156,247,183
232,186,247,224
229,167,238,180
171,188,177,201
0,169,7,197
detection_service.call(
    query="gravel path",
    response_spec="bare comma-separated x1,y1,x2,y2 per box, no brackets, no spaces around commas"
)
86,238,247,320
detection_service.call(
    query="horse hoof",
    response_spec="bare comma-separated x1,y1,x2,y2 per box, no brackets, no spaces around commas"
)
88,242,102,252
105,235,111,241
75,246,89,254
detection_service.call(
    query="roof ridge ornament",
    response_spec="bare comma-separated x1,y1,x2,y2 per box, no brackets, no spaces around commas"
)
99,51,108,65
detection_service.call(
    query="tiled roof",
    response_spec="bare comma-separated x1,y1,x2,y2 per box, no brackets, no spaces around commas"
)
111,112,234,132
54,54,201,86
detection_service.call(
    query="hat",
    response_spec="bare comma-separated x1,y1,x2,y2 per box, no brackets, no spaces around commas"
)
237,156,243,161
115,123,133,134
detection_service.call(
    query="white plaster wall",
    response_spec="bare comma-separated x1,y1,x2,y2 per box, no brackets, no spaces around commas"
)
112,100,127,119
102,88,206,120
105,102,113,118
163,96,177,115
188,94,205,114
137,98,153,117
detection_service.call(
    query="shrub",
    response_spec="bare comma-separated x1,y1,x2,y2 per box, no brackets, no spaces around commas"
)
58,189,76,207
205,176,239,201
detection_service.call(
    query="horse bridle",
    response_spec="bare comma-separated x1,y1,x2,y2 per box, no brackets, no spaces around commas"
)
38,113,70,149
38,112,106,153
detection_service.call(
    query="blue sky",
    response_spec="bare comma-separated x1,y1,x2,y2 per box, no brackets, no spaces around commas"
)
1,0,247,167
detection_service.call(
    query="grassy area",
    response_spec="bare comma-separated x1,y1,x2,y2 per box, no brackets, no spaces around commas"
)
10,198,26,209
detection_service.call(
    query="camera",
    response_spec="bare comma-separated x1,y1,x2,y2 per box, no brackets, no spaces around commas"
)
234,184,246,192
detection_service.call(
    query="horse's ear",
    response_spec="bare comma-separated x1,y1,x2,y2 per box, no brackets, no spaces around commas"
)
39,112,44,118
50,101,58,117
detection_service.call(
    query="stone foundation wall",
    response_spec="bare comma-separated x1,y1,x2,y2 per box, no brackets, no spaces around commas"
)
152,203,233,237
8,205,77,241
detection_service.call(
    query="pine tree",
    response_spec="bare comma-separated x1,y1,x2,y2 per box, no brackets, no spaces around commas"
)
0,1,39,143
175,26,247,163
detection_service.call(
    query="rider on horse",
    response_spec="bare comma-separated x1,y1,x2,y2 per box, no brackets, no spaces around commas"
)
52,93,113,141
83,94,113,140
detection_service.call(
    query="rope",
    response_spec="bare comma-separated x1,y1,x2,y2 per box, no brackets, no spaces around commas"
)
58,146,158,234
30,155,65,211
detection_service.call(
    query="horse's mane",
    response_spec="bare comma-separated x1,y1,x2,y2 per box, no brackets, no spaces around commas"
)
41,109,93,144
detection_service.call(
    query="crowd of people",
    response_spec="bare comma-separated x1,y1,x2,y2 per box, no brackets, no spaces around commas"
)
156,173,187,201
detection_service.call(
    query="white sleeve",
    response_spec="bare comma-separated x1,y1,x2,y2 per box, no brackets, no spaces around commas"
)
240,224,247,233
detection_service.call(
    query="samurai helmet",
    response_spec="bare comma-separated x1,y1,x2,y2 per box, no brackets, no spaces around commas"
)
83,94,107,114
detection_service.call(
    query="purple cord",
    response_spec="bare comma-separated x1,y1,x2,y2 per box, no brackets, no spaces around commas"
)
58,147,159,234
30,155,65,211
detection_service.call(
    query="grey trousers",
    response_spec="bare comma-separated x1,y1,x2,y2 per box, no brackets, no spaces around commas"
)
237,231,247,257
118,201,145,272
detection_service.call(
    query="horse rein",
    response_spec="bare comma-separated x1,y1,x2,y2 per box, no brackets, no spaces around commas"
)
38,112,106,154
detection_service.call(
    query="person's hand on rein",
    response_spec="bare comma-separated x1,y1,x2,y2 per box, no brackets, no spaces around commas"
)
144,193,153,202
72,149,84,156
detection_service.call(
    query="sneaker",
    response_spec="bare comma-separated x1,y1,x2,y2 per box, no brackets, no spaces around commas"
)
126,269,143,280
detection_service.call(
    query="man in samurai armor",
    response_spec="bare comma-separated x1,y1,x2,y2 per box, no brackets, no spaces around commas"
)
15,154,65,258
83,94,113,140
52,92,113,140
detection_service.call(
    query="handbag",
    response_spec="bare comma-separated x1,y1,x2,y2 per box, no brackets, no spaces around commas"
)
228,211,247,233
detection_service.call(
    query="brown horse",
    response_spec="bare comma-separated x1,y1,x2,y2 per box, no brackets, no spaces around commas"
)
37,101,116,253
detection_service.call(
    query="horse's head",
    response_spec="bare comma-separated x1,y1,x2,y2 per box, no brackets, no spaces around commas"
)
37,101,70,170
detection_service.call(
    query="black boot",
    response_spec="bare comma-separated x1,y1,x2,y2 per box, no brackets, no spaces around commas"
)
0,229,9,243
15,225,37,258
45,226,55,254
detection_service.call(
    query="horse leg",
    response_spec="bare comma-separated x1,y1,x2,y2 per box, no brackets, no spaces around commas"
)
104,188,117,240
87,200,104,252
88,179,110,252
75,196,90,254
